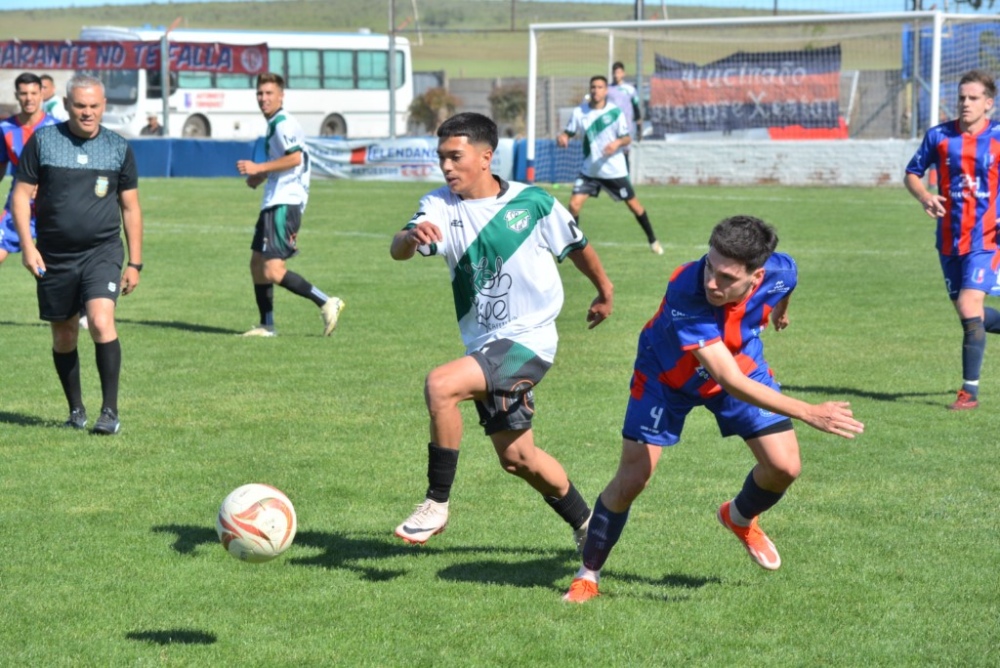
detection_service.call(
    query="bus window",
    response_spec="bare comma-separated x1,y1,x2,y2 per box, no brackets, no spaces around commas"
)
323,51,353,89
358,51,388,90
178,72,212,89
287,49,321,89
146,70,177,100
217,73,253,90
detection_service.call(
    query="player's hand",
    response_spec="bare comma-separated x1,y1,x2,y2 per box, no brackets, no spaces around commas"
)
408,221,443,247
237,160,260,177
556,134,569,148
121,266,140,295
920,195,947,218
802,401,864,439
586,295,613,329
21,246,45,278
245,173,266,189
771,310,789,331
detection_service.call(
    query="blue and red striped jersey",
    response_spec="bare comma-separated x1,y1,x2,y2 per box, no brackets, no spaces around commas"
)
641,252,797,399
906,119,1000,256
1,113,59,210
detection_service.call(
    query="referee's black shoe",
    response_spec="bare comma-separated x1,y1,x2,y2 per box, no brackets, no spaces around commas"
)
92,408,121,435
63,407,88,430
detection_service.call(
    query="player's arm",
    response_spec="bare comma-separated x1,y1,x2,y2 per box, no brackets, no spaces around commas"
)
11,179,43,277
566,243,614,328
119,188,143,295
390,221,442,261
557,130,574,148
693,341,863,439
771,295,790,331
904,171,946,219
237,149,302,178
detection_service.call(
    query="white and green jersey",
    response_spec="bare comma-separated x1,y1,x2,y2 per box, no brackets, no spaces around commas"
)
407,178,588,362
261,108,310,213
564,101,629,179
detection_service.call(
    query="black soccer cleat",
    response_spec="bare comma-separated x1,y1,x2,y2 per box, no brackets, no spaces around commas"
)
63,407,88,430
91,408,121,435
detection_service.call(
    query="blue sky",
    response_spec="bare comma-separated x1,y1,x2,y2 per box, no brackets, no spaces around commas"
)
0,1,930,14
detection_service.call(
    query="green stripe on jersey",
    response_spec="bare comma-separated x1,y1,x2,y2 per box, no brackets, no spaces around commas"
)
582,106,622,160
451,187,555,321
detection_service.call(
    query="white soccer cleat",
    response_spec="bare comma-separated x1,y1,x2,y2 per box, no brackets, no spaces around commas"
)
321,297,345,336
395,499,449,544
242,325,276,337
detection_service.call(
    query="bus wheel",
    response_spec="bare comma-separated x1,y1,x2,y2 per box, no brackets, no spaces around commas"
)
320,114,346,137
182,115,210,138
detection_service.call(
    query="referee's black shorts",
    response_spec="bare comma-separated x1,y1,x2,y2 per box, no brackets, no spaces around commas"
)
37,239,123,322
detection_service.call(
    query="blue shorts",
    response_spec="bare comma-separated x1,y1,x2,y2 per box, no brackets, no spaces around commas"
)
0,208,34,254
621,351,790,447
939,250,1000,300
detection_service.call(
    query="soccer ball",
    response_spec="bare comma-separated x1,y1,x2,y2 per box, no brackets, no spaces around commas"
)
216,483,297,563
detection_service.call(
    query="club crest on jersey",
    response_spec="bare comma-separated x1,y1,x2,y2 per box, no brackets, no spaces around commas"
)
505,209,530,233
94,176,109,198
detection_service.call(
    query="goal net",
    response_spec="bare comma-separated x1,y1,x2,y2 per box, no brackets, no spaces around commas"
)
526,12,1000,185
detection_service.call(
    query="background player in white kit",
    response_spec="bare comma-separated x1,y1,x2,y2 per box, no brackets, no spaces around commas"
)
390,112,614,552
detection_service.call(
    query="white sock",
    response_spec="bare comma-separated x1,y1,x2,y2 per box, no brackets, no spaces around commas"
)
728,500,753,527
574,566,599,583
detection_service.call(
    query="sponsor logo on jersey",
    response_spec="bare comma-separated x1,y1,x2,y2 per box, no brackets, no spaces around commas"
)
758,408,775,418
94,176,108,198
767,279,791,295
505,209,530,233
451,219,463,228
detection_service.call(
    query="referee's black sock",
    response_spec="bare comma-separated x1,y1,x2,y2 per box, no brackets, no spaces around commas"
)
94,338,121,414
253,283,274,326
53,348,83,411
279,271,329,307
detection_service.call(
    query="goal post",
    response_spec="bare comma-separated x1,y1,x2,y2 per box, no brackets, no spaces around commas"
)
526,11,1000,186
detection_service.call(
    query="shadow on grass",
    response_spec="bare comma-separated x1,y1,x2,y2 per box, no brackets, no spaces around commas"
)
0,411,60,428
781,384,949,405
126,629,217,645
0,320,47,328
118,317,240,335
153,524,571,584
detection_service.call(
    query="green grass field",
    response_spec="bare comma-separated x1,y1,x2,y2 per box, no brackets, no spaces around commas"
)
1,179,997,666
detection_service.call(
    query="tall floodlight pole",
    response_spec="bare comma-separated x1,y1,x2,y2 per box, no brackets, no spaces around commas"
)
389,0,398,138
161,17,183,136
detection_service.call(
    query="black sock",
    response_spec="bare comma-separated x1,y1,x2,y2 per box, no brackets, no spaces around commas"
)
426,442,460,503
94,339,121,414
544,481,591,529
634,210,657,243
984,307,1000,334
581,495,630,572
733,471,785,520
53,348,83,411
279,271,328,307
961,316,986,396
253,284,274,326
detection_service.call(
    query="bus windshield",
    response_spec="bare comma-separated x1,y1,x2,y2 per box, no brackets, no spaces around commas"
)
81,69,140,106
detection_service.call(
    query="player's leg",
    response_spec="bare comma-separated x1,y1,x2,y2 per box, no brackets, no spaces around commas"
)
945,251,996,409
622,188,661,254
568,175,599,221
488,427,591,551
717,423,799,571
395,355,487,544
246,209,277,336
260,205,345,336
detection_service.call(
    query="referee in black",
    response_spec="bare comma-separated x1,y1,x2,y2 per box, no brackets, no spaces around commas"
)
12,73,144,435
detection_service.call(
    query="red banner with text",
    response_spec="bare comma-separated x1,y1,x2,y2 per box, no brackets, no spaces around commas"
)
0,40,267,74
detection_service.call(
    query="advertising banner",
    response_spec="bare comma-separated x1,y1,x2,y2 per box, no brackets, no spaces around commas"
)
0,40,267,74
648,45,841,135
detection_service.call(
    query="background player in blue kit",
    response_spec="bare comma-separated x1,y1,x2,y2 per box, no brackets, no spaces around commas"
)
904,69,1000,411
0,72,59,270
563,215,864,603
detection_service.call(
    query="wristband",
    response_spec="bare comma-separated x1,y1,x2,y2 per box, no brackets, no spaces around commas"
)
127,262,143,272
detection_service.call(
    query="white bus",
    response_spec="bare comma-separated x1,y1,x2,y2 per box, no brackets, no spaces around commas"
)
78,25,413,139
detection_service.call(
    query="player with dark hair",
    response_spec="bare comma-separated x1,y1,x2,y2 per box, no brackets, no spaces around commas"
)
0,72,59,269
390,112,615,551
608,60,642,166
905,69,1000,410
236,72,344,337
558,75,663,255
12,74,144,435
39,74,68,121
563,215,864,603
